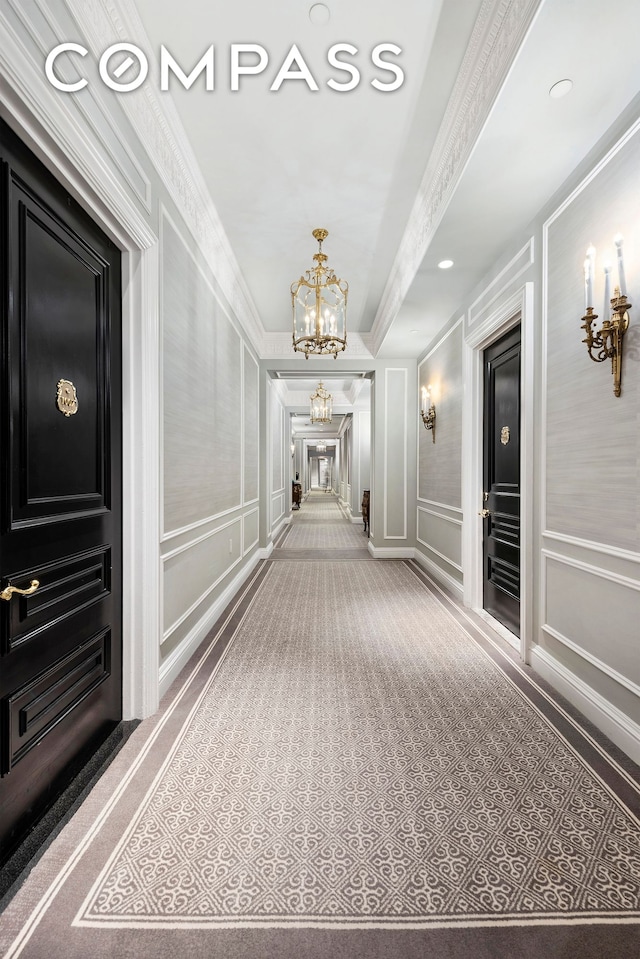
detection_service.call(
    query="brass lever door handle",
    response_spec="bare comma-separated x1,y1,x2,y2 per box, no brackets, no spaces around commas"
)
478,509,491,518
0,579,40,601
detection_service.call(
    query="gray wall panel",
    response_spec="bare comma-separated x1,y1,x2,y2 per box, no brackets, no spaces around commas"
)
545,129,640,550
418,322,463,509
162,216,242,533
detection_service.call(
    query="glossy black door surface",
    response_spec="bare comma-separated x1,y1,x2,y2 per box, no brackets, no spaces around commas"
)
0,119,122,861
482,325,521,637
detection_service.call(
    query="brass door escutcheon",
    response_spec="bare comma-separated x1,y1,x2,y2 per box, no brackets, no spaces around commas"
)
0,579,40,601
56,379,78,416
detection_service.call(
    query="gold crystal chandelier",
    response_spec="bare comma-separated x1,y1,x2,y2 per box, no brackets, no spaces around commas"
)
310,381,332,424
291,228,348,358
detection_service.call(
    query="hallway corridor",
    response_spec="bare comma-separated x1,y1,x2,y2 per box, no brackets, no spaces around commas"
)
1,494,639,958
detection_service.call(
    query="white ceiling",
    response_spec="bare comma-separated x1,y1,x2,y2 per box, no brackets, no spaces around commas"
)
130,0,640,363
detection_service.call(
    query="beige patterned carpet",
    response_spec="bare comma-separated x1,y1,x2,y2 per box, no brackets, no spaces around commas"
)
281,491,368,549
1,509,639,957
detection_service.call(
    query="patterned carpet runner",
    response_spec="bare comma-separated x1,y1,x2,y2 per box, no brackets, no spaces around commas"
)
72,559,640,928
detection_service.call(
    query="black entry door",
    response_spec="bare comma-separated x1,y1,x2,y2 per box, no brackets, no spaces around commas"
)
0,120,122,860
482,325,521,637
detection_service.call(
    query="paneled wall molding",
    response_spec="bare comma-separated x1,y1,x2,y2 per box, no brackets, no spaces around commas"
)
371,0,543,353
543,530,640,565
163,540,242,645
416,539,463,574
462,281,535,663
468,238,534,327
417,501,463,525
412,550,464,601
243,498,260,509
161,505,246,546
540,114,640,544
159,554,265,698
542,549,640,595
541,623,640,701
65,0,265,349
464,286,524,349
531,646,640,766
0,4,156,250
383,368,408,540
162,516,242,564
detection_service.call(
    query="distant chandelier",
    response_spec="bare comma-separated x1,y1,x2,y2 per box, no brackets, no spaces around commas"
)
316,440,327,453
310,381,332,424
291,228,348,358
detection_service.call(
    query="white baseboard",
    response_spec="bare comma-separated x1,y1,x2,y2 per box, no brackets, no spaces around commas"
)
368,543,414,559
159,552,264,698
412,549,464,601
531,646,640,766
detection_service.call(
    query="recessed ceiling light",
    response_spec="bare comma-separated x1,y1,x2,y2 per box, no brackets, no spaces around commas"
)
438,259,454,270
549,78,573,99
309,3,330,24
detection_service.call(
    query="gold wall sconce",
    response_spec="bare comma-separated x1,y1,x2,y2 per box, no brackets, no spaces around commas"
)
581,235,631,397
420,385,436,442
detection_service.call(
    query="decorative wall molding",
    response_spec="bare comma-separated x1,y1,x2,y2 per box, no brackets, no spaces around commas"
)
417,502,463,526
415,538,463,574
469,238,534,327
412,549,464,601
66,0,265,349
542,530,640,566
540,113,640,542
418,316,463,366
542,623,640,701
542,549,640,595
531,646,640,766
0,4,156,250
8,0,152,211
383,368,408,540
159,552,264,698
371,0,543,353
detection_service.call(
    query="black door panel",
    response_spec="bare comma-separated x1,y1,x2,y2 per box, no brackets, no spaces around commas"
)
483,327,521,637
0,119,122,861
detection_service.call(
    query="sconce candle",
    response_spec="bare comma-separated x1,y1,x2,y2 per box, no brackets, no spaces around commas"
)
585,245,596,307
420,384,436,440
603,264,611,315
614,234,626,295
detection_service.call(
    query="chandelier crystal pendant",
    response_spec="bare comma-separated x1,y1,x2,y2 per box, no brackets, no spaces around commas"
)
310,381,332,424
291,228,348,358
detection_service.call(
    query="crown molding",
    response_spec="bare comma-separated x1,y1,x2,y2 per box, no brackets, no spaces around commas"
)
65,0,265,349
370,0,543,355
0,1,156,250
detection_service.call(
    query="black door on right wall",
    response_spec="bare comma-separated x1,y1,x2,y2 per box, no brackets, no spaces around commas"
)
482,325,521,637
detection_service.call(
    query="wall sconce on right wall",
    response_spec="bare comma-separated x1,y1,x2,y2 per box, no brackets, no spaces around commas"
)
581,235,632,397
420,385,436,442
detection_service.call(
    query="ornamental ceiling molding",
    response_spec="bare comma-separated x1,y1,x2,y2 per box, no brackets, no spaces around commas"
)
370,0,544,356
66,0,265,352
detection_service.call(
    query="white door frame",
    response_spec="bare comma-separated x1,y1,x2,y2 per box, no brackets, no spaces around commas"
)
1,46,162,718
462,282,534,663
